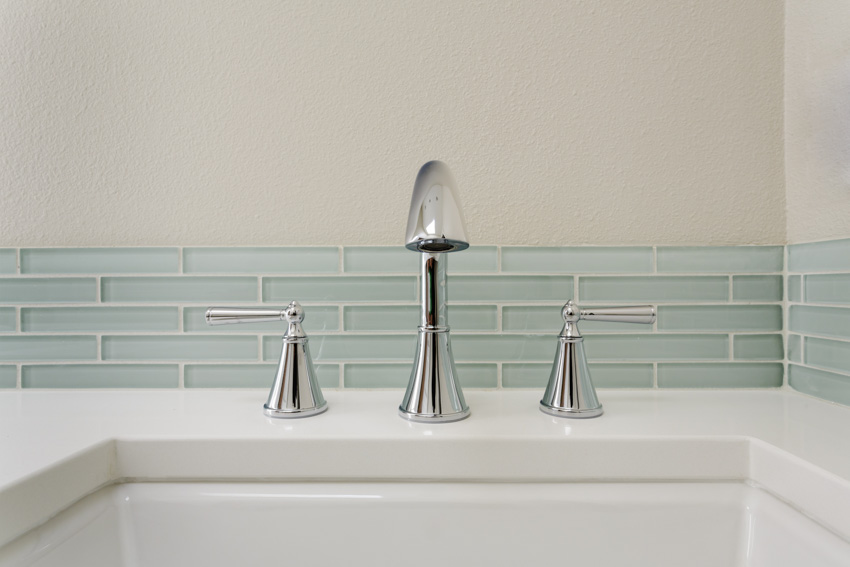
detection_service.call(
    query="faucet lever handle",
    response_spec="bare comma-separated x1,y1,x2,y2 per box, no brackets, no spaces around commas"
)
578,304,656,325
206,306,296,326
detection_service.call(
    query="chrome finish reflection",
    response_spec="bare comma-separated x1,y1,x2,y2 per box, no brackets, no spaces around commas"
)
205,302,327,418
540,300,656,419
400,162,470,423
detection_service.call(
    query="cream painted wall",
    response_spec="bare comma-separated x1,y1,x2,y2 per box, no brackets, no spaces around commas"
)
785,0,850,244
1,1,784,246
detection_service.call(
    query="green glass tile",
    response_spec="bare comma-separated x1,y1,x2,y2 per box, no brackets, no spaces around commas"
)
450,276,571,302
789,364,850,406
21,307,178,332
732,275,783,302
343,363,496,388
185,364,339,388
657,246,783,273
452,335,553,362
20,248,178,274
788,238,850,273
806,274,850,304
183,306,339,333
263,276,415,302
343,247,497,273
579,276,728,303
657,305,781,332
22,364,178,388
789,305,850,340
0,308,15,332
502,362,653,388
184,247,339,274
102,277,257,303
103,335,257,361
657,363,783,388
343,305,496,332
787,275,802,302
733,335,783,360
788,334,803,364
0,366,15,388
264,334,417,362
584,334,728,361
0,250,16,274
501,305,652,333
0,278,96,303
0,336,96,361
501,247,652,274
806,337,850,374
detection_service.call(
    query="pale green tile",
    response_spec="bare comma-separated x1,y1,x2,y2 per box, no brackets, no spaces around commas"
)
22,307,177,332
343,305,496,331
0,308,15,332
787,275,802,302
102,277,257,303
788,334,803,363
790,305,850,340
501,305,652,333
450,276,571,302
0,278,96,303
584,334,728,361
657,305,781,332
183,306,339,333
733,335,783,360
657,246,783,273
185,363,339,388
501,247,652,273
789,364,850,406
806,274,850,304
20,248,178,274
263,276,415,302
344,363,496,388
0,366,15,388
0,250,16,274
502,362,653,388
22,364,178,388
732,275,783,302
452,335,553,362
103,335,257,360
343,247,497,273
184,247,338,274
0,336,96,361
657,363,783,388
788,238,850,273
264,334,417,362
579,276,728,303
806,337,850,374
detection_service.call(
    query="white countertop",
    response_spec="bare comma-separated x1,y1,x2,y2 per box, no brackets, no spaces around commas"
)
2,389,850,545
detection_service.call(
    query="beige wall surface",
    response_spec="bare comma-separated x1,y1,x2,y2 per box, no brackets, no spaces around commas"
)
785,0,850,244
1,1,784,247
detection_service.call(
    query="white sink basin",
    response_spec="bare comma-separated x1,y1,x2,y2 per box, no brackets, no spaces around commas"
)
2,481,849,567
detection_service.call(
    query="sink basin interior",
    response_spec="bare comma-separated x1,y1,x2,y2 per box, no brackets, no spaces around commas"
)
2,481,848,567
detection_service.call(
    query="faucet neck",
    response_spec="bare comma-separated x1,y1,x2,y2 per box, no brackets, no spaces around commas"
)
419,253,448,330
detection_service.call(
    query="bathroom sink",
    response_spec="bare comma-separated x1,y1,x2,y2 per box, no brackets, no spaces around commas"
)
2,481,848,567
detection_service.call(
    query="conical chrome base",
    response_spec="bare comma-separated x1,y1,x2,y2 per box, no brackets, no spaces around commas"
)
399,328,470,423
264,337,327,419
539,336,603,419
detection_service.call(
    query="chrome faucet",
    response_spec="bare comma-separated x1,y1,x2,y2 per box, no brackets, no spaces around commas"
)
399,160,471,423
205,302,328,418
540,300,656,418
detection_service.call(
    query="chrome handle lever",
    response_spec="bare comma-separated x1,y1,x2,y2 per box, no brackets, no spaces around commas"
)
579,305,656,325
205,307,288,326
205,301,326,418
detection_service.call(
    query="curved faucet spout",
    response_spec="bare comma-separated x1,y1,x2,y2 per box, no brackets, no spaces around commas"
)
404,161,469,253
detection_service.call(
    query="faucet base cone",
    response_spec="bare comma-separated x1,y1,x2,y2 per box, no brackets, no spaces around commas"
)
399,328,470,423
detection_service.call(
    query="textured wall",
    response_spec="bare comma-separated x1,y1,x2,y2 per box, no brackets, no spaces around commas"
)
785,0,850,243
1,1,784,247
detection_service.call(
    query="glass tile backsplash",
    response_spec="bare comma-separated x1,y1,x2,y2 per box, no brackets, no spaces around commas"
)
0,245,788,390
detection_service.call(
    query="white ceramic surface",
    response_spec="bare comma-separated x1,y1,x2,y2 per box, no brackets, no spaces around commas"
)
2,481,849,567
1,390,850,564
